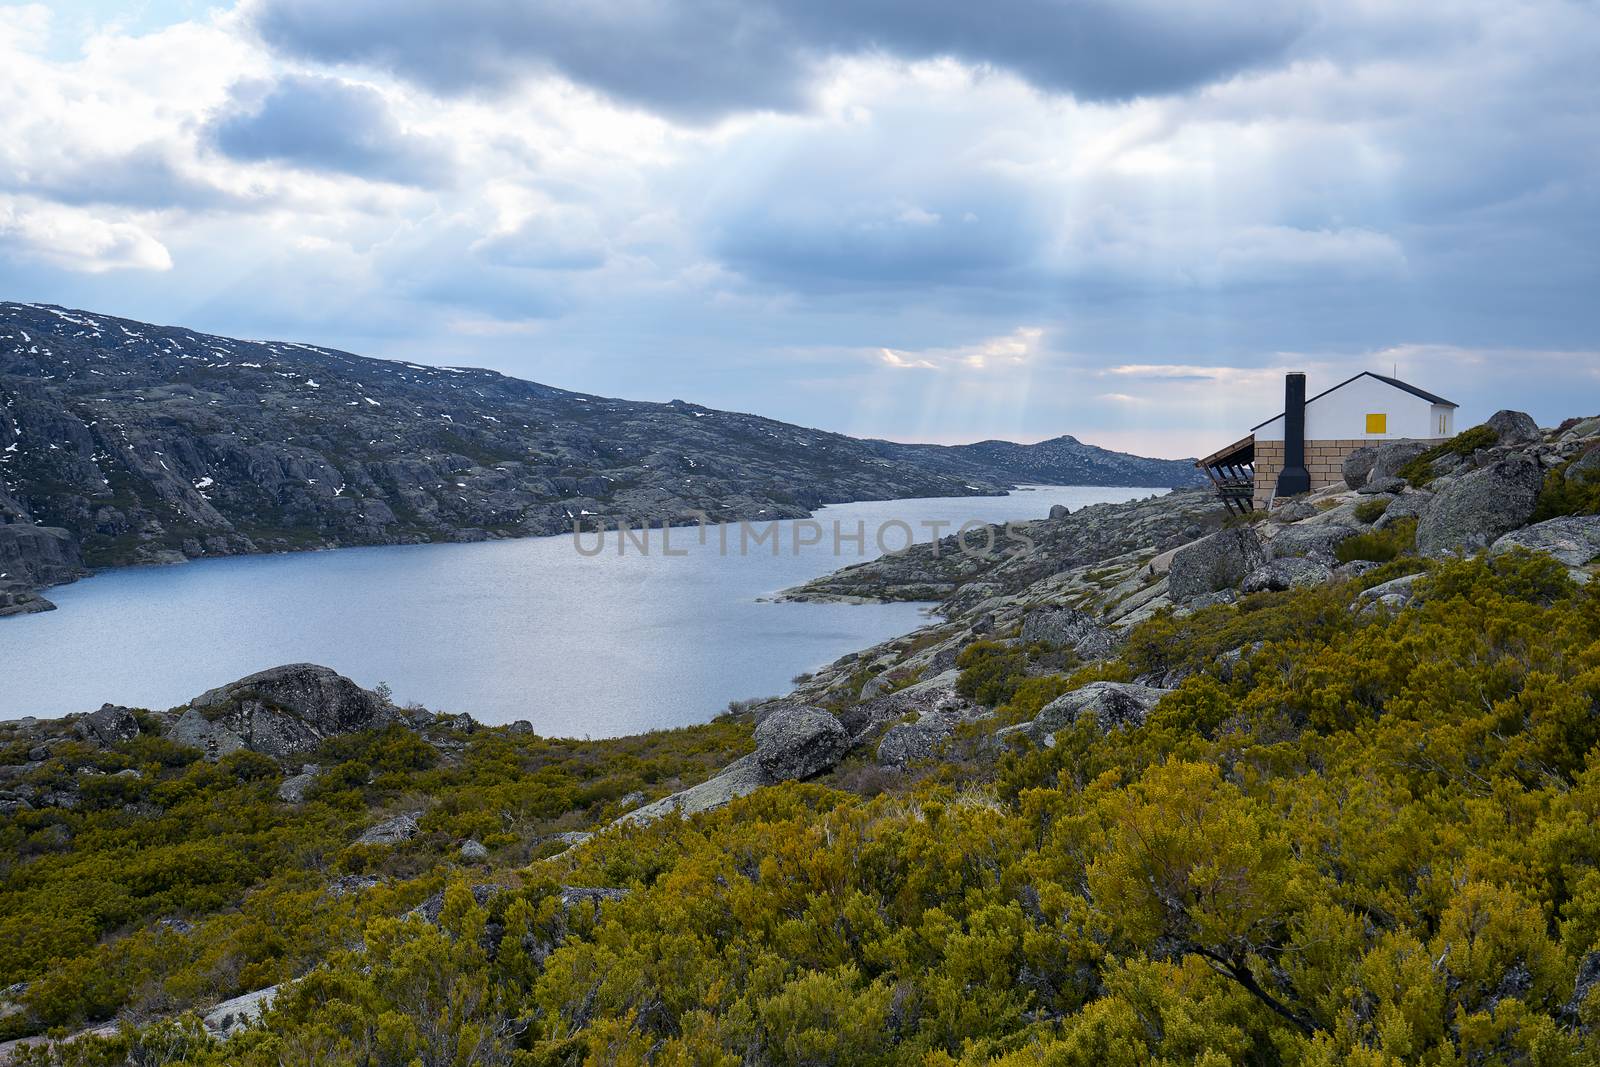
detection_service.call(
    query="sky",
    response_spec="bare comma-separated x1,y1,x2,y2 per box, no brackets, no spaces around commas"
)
1,1,1596,458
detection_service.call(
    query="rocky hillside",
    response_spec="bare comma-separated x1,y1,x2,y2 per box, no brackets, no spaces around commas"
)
0,302,1201,612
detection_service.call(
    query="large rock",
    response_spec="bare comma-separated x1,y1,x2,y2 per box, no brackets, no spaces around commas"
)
1266,522,1361,561
1241,557,1334,593
355,811,420,846
1559,417,1600,443
1167,527,1266,601
1566,447,1600,486
185,664,397,759
1490,516,1600,568
1485,409,1541,447
1369,440,1434,484
1007,682,1171,745
202,985,279,1037
1416,454,1545,556
169,708,246,760
1357,572,1425,612
1360,476,1407,496
1019,606,1118,659
618,753,772,825
276,765,320,803
877,712,964,767
1374,490,1434,530
73,704,140,747
1342,446,1379,490
753,706,848,781
840,669,982,745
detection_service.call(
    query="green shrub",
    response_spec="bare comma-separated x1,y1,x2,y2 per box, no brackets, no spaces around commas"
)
1395,424,1498,487
955,640,1028,706
1334,517,1417,563
1352,498,1390,524
1531,447,1600,521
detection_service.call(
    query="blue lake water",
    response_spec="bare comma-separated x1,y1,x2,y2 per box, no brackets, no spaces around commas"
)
0,486,1161,736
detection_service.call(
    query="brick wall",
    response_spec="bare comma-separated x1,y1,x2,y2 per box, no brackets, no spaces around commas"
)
1251,438,1444,510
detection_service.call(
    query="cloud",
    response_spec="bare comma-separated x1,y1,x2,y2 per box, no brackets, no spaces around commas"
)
0,197,173,272
878,326,1045,372
205,74,450,186
1,0,1596,457
472,205,610,271
878,348,935,370
7,143,247,210
249,0,1314,121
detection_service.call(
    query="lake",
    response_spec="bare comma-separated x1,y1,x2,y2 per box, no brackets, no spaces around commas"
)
0,486,1161,735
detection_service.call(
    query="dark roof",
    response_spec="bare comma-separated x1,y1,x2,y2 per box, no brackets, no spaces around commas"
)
1196,434,1255,468
1250,372,1457,432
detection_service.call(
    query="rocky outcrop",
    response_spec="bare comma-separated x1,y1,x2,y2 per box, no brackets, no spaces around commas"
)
1241,557,1334,593
1001,682,1170,746
201,986,279,1038
753,707,848,781
1416,454,1545,556
73,704,140,747
1342,446,1379,490
187,664,396,759
545,831,592,851
617,753,771,825
1485,409,1542,447
780,489,1224,606
1566,447,1600,486
1490,516,1600,568
1357,573,1425,611
0,524,83,589
839,670,979,743
0,524,83,612
1167,527,1266,601
1265,522,1361,561
1374,490,1433,530
877,715,962,767
1369,440,1434,484
459,838,490,861
170,709,245,760
162,664,403,763
276,765,321,803
1019,607,1117,659
355,811,421,846
0,586,56,617
620,707,852,825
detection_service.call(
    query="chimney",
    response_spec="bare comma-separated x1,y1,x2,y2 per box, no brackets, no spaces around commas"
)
1274,372,1311,499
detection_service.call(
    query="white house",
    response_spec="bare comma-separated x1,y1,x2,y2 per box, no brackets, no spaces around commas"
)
1197,372,1459,513
1253,372,1456,444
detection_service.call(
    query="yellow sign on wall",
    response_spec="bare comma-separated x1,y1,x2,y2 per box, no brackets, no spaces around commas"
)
1366,413,1388,434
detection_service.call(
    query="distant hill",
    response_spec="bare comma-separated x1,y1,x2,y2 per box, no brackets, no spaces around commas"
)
0,302,1199,607
867,435,1201,491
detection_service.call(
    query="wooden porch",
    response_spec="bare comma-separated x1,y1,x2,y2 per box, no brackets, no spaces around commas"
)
1196,435,1256,515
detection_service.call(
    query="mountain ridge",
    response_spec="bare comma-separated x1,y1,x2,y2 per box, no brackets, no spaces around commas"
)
0,302,1202,611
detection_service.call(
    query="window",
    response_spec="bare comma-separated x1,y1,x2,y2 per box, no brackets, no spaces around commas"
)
1366,413,1387,434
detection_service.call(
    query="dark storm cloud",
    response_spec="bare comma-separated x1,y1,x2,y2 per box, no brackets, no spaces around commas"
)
205,74,449,185
250,0,1314,120
710,182,1042,291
